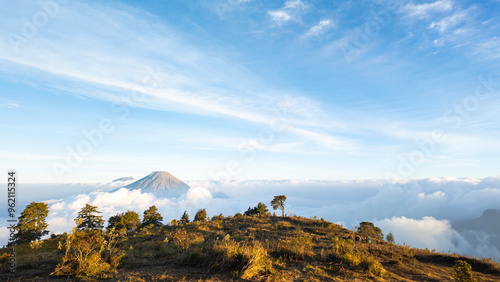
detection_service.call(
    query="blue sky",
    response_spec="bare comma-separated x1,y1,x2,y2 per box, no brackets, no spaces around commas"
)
1,0,500,183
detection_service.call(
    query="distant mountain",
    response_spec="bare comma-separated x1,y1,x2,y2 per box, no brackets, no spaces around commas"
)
212,191,230,199
459,209,500,234
113,177,135,182
124,171,190,198
454,209,500,260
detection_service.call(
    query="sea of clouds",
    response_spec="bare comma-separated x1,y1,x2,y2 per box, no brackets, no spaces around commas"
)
1,176,500,260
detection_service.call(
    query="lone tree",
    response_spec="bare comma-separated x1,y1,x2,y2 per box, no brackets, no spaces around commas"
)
76,204,104,231
142,205,163,227
180,211,190,224
271,195,287,217
386,232,395,243
194,208,207,222
14,202,49,244
357,222,384,240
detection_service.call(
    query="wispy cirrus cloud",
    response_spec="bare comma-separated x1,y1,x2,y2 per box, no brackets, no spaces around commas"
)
301,19,335,39
403,0,453,18
429,8,470,33
0,98,20,108
0,1,353,152
268,0,308,25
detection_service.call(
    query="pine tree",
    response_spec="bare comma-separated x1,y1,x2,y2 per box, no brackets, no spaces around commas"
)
76,204,104,231
271,195,287,217
194,209,207,222
180,211,190,224
13,202,49,244
122,210,140,230
142,205,163,227
256,202,269,217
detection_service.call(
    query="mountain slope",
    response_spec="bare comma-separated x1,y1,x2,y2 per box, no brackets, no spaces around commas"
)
124,171,190,198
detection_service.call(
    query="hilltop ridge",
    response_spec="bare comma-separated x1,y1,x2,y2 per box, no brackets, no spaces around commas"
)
2,215,499,281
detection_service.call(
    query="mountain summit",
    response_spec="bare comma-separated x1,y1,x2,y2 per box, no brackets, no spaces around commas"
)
125,171,190,198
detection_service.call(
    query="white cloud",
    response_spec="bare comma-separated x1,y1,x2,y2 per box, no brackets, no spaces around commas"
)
429,9,469,33
0,98,19,108
268,0,308,25
283,0,307,10
375,216,500,260
268,10,291,24
0,1,352,152
404,0,453,18
301,19,335,39
473,37,500,60
375,216,463,250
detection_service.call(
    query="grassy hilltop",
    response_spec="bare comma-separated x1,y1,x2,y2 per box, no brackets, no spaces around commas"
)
2,215,500,281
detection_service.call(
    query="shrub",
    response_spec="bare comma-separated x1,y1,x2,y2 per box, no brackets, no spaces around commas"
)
342,253,361,266
331,237,354,257
102,228,126,269
52,227,125,278
361,256,386,277
210,239,273,279
276,232,313,260
453,260,476,282
0,253,12,272
29,239,43,250
172,229,204,254
276,221,294,230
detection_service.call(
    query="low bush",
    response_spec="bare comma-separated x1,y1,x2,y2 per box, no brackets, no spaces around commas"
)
51,227,124,278
453,260,476,282
274,232,313,260
172,229,204,254
210,239,273,279
361,256,386,277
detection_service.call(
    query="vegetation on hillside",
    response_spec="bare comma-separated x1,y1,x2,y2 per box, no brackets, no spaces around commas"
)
1,197,500,281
